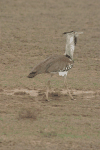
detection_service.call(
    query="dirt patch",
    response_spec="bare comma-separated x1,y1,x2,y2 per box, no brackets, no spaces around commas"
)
18,108,37,120
0,90,100,150
2,89,38,97
1,88,99,100
0,89,4,92
14,91,29,95
0,0,100,149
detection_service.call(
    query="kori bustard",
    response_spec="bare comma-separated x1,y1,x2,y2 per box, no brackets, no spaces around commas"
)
28,31,83,100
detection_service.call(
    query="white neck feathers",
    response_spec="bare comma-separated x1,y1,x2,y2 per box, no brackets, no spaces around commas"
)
64,35,75,60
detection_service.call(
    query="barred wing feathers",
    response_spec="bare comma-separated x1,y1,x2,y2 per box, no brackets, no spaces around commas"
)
28,55,73,78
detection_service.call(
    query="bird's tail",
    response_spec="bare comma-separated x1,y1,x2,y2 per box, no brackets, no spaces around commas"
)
27,71,37,78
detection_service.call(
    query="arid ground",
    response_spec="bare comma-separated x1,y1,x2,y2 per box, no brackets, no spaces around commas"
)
0,0,100,149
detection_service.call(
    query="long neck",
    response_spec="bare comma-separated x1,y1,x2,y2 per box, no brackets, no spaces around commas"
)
64,35,75,60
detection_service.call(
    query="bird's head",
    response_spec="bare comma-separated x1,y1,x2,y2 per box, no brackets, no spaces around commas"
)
63,31,83,46
63,31,83,37
63,31,83,59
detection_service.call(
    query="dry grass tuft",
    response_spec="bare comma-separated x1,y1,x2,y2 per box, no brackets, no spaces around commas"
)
0,89,4,92
38,89,46,96
14,91,29,95
18,108,37,120
50,91,61,97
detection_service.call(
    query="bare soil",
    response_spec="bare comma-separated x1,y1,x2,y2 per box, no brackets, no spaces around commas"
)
0,0,100,149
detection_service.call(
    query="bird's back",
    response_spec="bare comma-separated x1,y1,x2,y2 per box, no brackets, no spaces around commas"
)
28,55,73,78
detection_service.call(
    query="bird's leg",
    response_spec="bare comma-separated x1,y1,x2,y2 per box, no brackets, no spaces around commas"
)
64,74,67,88
45,74,53,101
46,79,51,101
64,75,74,100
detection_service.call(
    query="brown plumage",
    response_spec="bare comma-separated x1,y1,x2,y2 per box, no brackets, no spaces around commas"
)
28,54,73,78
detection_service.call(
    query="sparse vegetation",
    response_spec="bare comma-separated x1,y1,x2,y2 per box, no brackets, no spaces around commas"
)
0,0,100,149
18,108,37,120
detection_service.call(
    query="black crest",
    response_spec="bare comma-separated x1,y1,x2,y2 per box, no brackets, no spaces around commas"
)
63,31,74,34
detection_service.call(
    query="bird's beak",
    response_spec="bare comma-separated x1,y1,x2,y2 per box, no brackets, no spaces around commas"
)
77,32,83,34
75,32,83,37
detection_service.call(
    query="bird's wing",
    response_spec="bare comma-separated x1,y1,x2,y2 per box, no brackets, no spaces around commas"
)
28,55,73,78
45,55,73,73
28,55,57,77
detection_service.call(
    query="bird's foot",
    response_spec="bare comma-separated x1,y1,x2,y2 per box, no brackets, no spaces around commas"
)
71,97,76,100
45,99,49,101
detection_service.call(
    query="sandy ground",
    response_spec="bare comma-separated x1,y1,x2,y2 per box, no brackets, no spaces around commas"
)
0,0,100,149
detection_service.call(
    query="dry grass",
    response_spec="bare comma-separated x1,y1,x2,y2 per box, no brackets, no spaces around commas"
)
18,108,37,120
0,0,100,149
14,91,29,95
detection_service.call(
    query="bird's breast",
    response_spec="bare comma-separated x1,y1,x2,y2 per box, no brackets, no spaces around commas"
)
59,71,68,76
